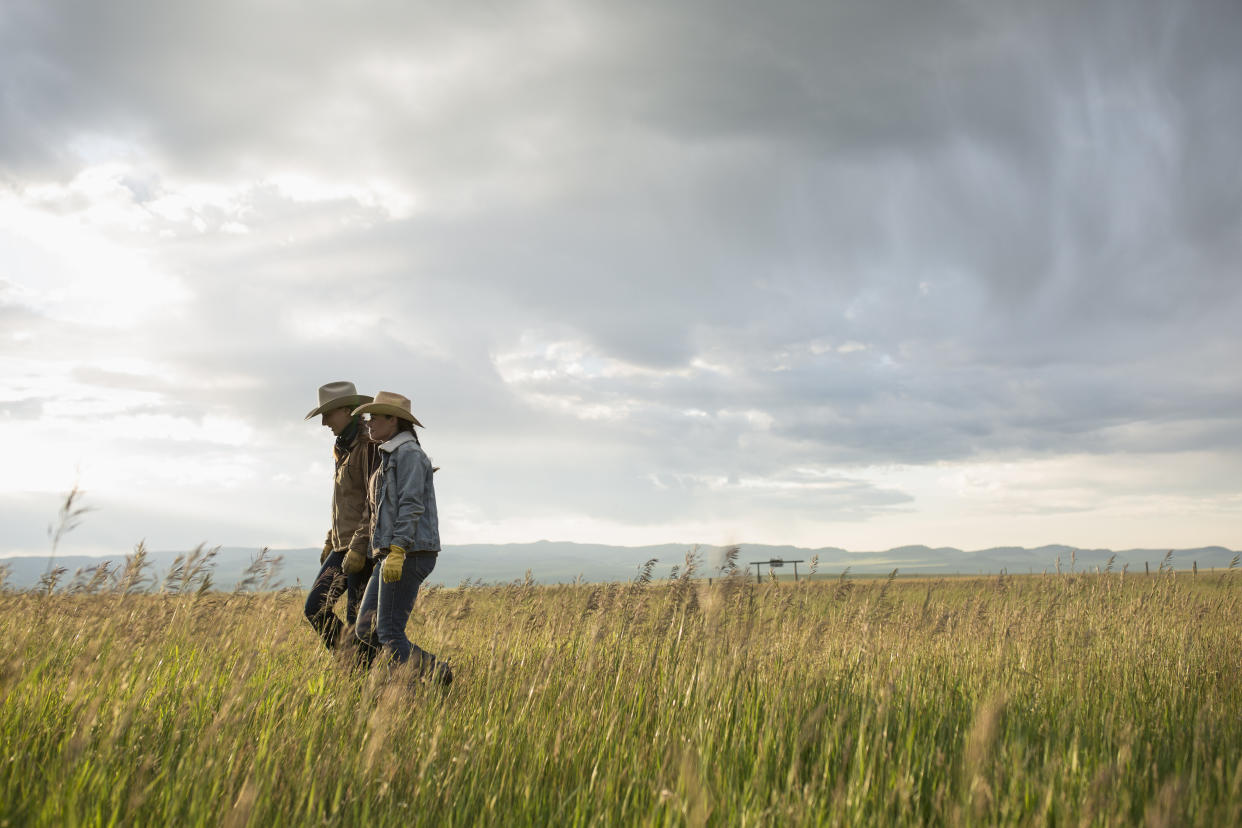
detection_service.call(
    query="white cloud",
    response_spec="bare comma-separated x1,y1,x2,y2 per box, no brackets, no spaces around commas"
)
1,186,190,327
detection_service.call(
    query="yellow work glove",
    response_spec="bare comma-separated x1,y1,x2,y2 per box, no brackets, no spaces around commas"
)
342,548,366,575
320,541,332,564
382,545,407,583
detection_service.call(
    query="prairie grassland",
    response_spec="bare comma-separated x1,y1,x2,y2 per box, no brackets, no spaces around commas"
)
1,557,1239,826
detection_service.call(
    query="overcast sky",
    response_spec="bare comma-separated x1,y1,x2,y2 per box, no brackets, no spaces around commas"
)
2,0,1240,558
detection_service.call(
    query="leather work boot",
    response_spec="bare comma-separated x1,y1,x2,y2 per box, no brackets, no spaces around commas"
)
429,659,453,687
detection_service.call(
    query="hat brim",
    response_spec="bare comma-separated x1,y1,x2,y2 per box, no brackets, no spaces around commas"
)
351,402,424,427
305,395,373,420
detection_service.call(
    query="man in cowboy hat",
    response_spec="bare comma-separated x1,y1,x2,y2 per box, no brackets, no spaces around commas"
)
302,381,378,650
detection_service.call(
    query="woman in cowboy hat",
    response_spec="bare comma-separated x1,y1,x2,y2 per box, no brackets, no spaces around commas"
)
347,391,449,684
303,381,378,650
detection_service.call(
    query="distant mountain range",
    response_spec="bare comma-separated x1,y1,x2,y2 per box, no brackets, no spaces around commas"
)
1,542,1237,591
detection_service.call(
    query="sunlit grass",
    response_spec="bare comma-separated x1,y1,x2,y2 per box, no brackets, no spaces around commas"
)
1,551,1239,825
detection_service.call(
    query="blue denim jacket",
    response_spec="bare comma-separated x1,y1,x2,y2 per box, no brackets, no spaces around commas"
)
368,431,440,557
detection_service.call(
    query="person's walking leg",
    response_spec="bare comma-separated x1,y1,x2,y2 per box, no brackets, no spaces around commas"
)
375,552,437,665
345,556,374,627
352,563,382,670
304,550,348,648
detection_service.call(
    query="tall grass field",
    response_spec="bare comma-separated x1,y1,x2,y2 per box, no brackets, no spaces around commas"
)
1,550,1239,825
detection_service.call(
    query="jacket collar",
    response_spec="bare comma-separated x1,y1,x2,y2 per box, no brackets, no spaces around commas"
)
378,430,417,453
335,416,362,452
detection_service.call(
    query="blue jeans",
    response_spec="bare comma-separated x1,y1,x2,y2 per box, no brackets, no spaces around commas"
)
355,551,437,666
303,549,372,649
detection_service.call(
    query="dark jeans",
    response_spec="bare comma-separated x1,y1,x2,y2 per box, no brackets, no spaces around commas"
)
355,551,437,667
303,549,373,649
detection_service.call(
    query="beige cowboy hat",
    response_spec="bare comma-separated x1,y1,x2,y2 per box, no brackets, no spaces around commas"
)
305,381,374,420
351,391,425,427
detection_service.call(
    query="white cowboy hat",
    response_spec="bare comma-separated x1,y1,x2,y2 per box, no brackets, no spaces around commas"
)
351,391,424,427
305,381,374,420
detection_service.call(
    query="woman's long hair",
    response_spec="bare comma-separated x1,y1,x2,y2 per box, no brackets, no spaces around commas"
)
397,419,421,445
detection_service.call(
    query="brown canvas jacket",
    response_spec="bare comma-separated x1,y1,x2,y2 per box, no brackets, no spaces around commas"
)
325,429,379,557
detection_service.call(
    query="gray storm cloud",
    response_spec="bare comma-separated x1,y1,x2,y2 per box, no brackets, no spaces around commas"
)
1,0,1240,551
